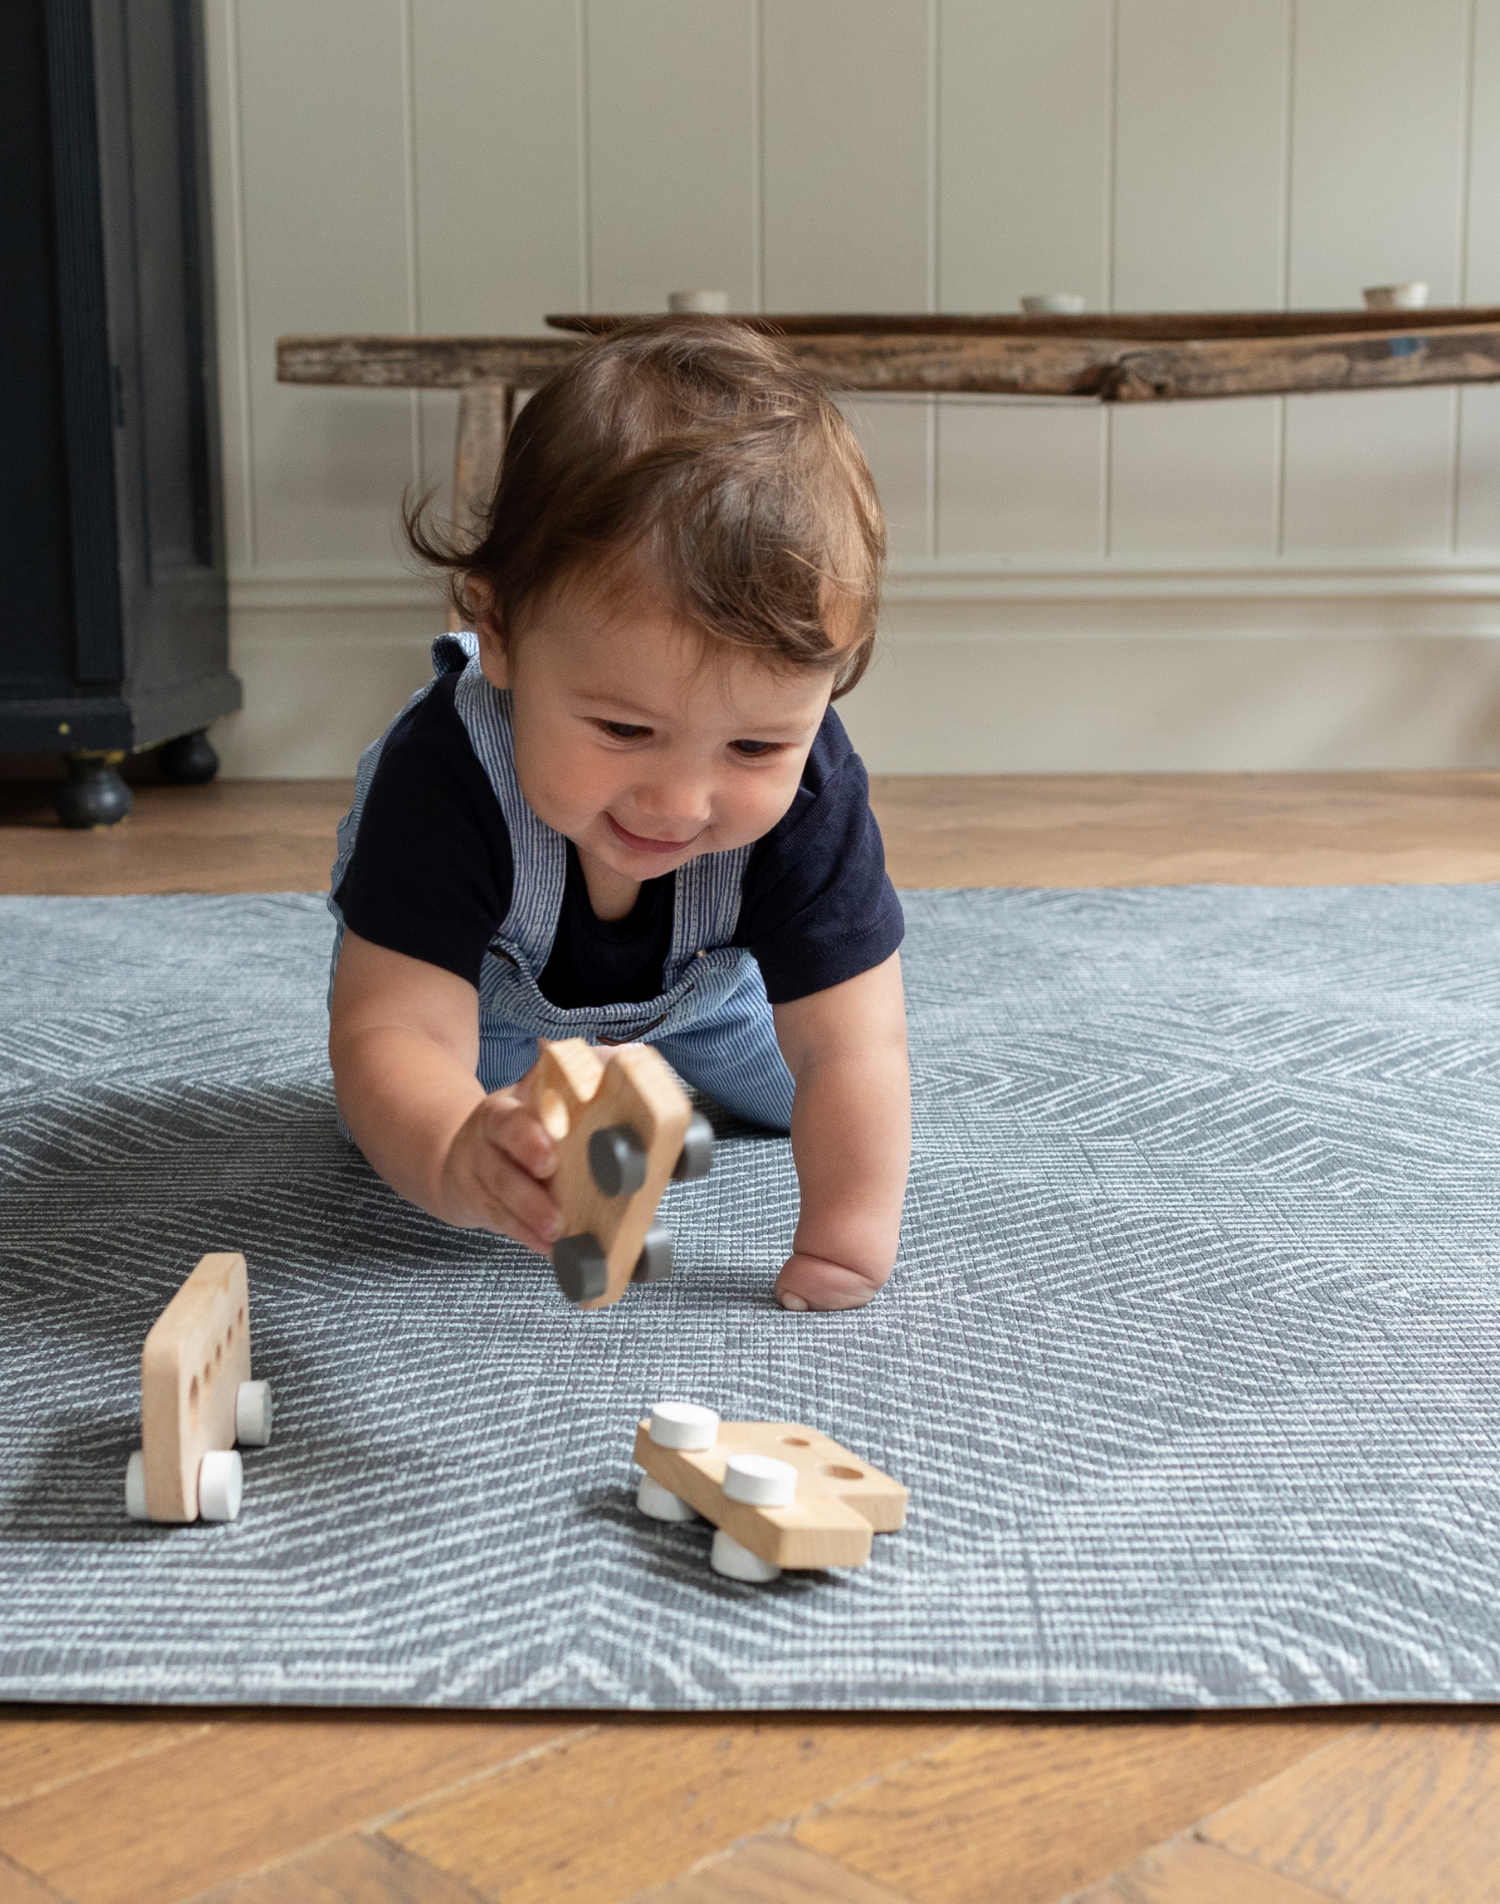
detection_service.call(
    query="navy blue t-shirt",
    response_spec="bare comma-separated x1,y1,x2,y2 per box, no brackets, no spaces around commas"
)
335,671,904,1008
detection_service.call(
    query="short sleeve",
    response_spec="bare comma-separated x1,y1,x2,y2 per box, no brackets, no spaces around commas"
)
735,709,904,1004
334,673,513,987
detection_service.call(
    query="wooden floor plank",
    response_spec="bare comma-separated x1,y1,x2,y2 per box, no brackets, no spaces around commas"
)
792,1714,1355,1904
626,1837,919,1903
0,1711,209,1811
187,1832,488,1903
0,782,351,897
1071,1834,1341,1903
383,1718,961,1904
1201,1719,1500,1904
869,771,1500,889
0,1714,581,1904
0,1850,70,1904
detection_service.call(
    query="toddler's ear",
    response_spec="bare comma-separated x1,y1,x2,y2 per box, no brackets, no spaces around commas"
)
474,600,511,688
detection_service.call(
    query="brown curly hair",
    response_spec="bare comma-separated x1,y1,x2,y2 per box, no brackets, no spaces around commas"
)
405,318,886,699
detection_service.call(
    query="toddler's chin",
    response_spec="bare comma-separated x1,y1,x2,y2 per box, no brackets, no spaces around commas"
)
774,1253,885,1312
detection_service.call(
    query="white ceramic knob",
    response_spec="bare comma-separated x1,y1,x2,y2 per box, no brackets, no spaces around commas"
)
198,1449,243,1522
236,1379,273,1446
711,1529,781,1583
722,1453,797,1507
667,290,729,314
649,1402,719,1450
636,1474,697,1522
125,1450,149,1521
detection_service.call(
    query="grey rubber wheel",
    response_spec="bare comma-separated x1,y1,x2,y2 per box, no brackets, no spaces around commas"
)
631,1224,673,1283
553,1233,609,1302
672,1113,714,1182
588,1124,648,1197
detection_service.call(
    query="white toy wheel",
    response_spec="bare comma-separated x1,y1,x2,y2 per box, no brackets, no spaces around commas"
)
125,1450,149,1521
710,1529,781,1583
648,1402,719,1450
637,1474,697,1523
236,1379,273,1446
198,1449,243,1522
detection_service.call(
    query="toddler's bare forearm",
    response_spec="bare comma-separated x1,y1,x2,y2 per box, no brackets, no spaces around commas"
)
788,1042,911,1285
332,1024,485,1223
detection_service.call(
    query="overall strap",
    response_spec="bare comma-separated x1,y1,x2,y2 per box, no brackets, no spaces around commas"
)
669,842,752,972
451,655,567,970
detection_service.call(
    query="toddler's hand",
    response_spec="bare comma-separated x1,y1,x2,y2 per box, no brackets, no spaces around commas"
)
438,1090,563,1254
774,1250,889,1313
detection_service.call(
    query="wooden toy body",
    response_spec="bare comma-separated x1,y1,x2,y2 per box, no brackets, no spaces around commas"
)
633,1420,908,1569
140,1251,252,1522
521,1038,693,1310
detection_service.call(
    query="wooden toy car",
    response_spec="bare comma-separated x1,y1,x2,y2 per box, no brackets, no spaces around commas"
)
124,1251,273,1524
519,1038,713,1308
633,1403,908,1582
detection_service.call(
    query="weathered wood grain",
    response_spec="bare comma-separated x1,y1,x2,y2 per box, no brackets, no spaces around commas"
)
383,1719,962,1904
792,1714,1354,1904
0,1714,578,1904
628,1837,920,1903
1202,1720,1500,1904
1071,1835,1335,1903
277,320,1500,402
547,305,1500,342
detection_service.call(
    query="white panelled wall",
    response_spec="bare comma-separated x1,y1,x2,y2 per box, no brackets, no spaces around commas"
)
207,0,1500,777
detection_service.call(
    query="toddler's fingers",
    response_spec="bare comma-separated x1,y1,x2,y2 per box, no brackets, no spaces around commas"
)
485,1098,557,1179
470,1153,562,1254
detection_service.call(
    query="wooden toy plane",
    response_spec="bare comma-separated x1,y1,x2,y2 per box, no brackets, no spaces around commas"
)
124,1251,273,1524
519,1038,712,1308
633,1403,908,1581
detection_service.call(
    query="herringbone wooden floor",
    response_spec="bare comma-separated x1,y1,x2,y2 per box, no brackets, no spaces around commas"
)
3,770,1497,1904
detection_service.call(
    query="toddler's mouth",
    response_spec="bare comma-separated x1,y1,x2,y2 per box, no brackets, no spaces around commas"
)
606,813,698,856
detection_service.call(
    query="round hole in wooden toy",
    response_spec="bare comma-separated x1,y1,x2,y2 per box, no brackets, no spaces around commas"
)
203,1361,212,1386
215,1342,223,1368
238,1305,245,1326
782,1437,810,1446
225,1323,233,1347
823,1463,863,1480
538,1090,571,1141
189,1374,199,1423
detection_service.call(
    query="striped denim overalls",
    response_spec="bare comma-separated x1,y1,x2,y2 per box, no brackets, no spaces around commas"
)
328,633,796,1130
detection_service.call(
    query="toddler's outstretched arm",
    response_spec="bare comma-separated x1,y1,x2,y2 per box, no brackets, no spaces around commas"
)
329,932,564,1254
772,953,910,1311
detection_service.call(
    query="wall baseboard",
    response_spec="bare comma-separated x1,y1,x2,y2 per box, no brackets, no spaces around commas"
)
215,573,1500,778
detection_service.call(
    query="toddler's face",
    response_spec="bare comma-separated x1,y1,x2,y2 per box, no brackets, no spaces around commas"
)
476,569,841,884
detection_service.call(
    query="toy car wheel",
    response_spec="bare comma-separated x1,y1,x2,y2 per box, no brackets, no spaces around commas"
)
710,1529,781,1583
553,1232,609,1303
636,1474,697,1522
672,1113,713,1182
198,1449,243,1522
631,1225,673,1283
125,1450,149,1521
235,1379,274,1446
588,1124,648,1197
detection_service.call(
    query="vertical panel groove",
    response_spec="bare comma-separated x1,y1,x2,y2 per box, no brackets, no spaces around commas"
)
1275,0,1297,554
398,0,421,484
926,0,939,555
750,0,764,310
221,0,255,566
575,0,592,309
1451,0,1479,550
1101,0,1119,555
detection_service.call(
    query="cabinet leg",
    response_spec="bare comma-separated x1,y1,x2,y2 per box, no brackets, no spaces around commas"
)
157,729,219,785
55,753,133,828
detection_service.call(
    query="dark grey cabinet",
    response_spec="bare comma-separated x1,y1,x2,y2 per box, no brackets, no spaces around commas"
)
2,0,240,824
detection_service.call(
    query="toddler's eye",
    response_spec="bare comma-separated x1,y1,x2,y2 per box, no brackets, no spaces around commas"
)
730,739,775,757
600,721,649,740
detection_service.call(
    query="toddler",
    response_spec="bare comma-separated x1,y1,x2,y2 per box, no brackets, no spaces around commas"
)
327,320,909,1310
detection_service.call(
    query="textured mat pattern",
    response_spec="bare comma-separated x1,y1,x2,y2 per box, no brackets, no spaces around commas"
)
2,888,1498,1710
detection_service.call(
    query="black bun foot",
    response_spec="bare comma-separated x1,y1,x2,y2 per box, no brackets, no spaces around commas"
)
55,756,133,829
157,729,220,785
